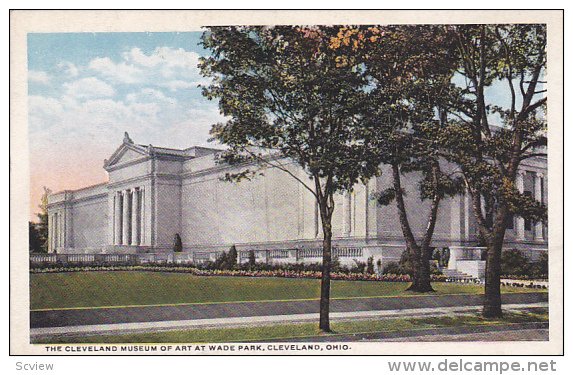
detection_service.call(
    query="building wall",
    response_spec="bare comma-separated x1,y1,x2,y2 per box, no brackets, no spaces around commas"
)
180,162,303,250
374,163,460,246
71,196,108,249
46,140,548,257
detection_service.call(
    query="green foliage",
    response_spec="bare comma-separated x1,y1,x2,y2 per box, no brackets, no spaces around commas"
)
173,234,183,253
211,245,239,270
382,262,402,275
382,250,415,276
382,250,442,276
29,222,45,253
438,25,548,239
33,186,51,253
247,250,256,269
376,187,397,206
530,252,548,279
366,256,375,275
501,249,547,279
501,249,531,277
350,259,366,274
200,26,385,195
228,245,238,266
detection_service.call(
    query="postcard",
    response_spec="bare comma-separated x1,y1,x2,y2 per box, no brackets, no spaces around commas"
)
10,9,563,355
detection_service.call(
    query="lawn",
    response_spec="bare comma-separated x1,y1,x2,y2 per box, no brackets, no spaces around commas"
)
33,309,548,344
30,271,537,310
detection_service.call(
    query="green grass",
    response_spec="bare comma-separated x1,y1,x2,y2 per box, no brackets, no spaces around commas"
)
34,309,548,344
30,271,540,310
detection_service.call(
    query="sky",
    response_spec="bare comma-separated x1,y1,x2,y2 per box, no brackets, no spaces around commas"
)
28,32,225,219
27,31,544,220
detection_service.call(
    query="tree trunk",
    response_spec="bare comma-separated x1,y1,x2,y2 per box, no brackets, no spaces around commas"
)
391,163,434,292
415,245,435,292
483,239,503,317
483,207,508,318
319,223,333,332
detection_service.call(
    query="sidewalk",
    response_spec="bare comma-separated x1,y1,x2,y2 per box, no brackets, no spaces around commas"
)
30,301,547,342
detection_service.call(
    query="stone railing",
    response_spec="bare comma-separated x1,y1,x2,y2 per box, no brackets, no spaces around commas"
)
30,246,366,267
30,253,138,266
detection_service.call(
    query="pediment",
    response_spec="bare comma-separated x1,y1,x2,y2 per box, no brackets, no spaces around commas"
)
104,143,149,170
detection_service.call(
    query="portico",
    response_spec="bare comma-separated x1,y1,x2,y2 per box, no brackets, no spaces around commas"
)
113,187,144,246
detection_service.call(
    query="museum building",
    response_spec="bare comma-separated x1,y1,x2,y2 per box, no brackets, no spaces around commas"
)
46,132,548,277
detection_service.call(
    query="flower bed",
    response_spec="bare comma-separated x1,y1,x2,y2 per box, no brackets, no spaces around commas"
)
501,278,548,289
29,265,448,282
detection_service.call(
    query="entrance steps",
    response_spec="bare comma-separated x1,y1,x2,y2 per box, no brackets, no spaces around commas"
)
441,268,482,282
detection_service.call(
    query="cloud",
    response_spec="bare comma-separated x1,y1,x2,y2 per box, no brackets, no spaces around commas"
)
28,95,63,130
63,77,116,99
126,88,177,105
89,57,142,84
160,80,198,91
87,47,202,90
57,61,79,77
123,47,200,72
28,70,50,84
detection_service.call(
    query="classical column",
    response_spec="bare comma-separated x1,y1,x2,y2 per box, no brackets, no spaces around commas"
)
534,172,544,241
364,183,370,239
115,191,123,245
464,193,471,241
122,190,131,245
131,188,140,246
58,211,64,251
515,171,526,240
140,187,145,245
52,213,57,249
48,214,53,252
313,201,319,238
343,192,352,236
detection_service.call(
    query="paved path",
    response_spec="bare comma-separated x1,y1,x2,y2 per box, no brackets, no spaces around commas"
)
30,302,547,342
379,327,549,342
268,322,549,342
31,292,547,329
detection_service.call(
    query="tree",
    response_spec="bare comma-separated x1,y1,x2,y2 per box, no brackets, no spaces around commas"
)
199,26,382,332
332,26,463,292
31,186,51,253
228,245,238,269
247,250,256,269
29,222,43,253
173,233,183,252
439,24,547,317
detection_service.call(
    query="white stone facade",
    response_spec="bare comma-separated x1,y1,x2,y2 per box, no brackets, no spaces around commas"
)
47,133,548,267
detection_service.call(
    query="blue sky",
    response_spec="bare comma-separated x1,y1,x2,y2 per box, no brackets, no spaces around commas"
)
28,32,225,217
27,31,544,218
28,32,220,144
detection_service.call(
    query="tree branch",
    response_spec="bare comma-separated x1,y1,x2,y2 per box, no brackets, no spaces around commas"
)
241,147,318,199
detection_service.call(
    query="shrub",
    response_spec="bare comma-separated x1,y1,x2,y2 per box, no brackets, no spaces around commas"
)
440,247,450,268
173,234,183,253
228,245,238,268
247,250,256,269
382,261,402,275
382,250,442,276
398,249,416,276
530,252,548,279
432,248,441,264
501,249,532,277
366,256,375,275
349,259,366,274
